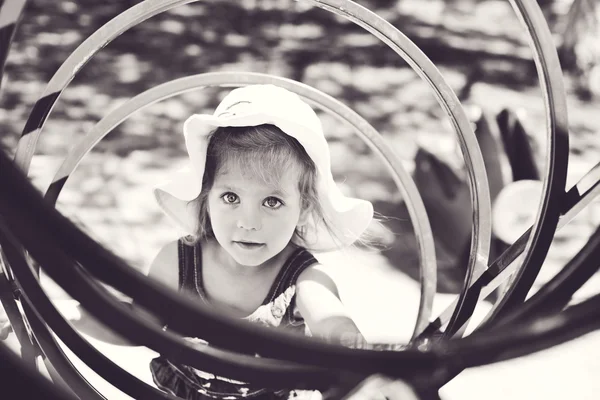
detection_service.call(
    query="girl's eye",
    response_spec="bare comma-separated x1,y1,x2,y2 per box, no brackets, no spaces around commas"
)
221,192,239,204
263,197,283,209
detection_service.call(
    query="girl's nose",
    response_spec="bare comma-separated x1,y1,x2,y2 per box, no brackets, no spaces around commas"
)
236,208,262,231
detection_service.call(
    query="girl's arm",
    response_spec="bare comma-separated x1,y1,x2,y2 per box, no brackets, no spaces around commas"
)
296,268,425,399
294,264,368,348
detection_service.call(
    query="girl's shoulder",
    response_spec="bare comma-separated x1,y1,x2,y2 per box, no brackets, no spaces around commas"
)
294,261,350,336
147,239,180,291
296,262,340,299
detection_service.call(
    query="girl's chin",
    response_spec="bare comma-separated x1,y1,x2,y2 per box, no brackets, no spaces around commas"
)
227,245,291,268
227,244,268,265
212,237,291,267
229,255,269,268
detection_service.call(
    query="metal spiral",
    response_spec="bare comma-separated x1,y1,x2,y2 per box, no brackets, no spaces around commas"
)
0,1,598,399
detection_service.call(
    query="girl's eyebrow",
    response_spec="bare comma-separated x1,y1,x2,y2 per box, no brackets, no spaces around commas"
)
215,184,289,197
213,184,240,193
270,188,288,197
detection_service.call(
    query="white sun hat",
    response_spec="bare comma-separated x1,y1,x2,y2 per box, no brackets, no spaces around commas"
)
153,84,374,251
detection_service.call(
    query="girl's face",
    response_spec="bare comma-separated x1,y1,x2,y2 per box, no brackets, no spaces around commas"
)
207,164,308,268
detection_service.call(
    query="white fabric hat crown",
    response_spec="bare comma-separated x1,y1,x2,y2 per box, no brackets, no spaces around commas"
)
153,84,373,251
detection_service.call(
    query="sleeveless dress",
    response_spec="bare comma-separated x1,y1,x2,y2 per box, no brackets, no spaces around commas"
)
150,238,319,400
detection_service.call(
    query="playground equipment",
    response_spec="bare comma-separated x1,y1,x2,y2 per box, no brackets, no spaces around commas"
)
1,0,599,398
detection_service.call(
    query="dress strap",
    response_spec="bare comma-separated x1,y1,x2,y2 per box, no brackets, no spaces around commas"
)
179,241,318,318
262,248,318,328
177,237,205,300
265,248,318,303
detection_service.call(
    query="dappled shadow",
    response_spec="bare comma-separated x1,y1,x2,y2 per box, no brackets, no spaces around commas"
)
1,0,599,285
0,0,557,157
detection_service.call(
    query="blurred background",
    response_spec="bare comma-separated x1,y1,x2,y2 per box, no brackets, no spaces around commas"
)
1,0,600,399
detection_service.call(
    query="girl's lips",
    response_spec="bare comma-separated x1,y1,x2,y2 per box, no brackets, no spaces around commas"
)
234,241,265,250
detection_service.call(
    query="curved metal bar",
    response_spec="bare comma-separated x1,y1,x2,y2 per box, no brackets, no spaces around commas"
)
44,71,437,340
0,150,443,381
562,161,600,220
13,0,491,342
12,0,197,173
0,230,180,399
492,224,600,328
417,161,600,339
0,0,27,85
0,0,41,372
18,300,106,400
0,340,76,400
4,235,105,399
415,0,571,339
1,0,180,390
0,266,38,365
473,161,600,330
306,0,492,339
442,291,600,369
476,0,569,326
423,219,600,387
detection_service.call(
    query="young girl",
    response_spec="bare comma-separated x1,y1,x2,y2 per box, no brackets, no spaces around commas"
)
147,84,377,399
